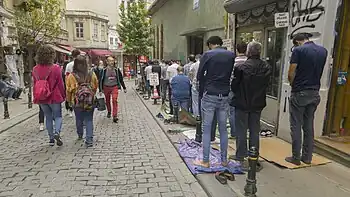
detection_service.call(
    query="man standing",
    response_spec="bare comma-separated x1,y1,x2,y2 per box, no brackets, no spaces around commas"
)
229,42,248,140
285,33,327,165
184,55,196,76
65,49,81,117
151,60,162,96
194,36,235,168
170,66,191,111
99,56,127,123
231,41,271,170
160,60,169,102
167,60,179,114
189,54,201,116
144,62,153,98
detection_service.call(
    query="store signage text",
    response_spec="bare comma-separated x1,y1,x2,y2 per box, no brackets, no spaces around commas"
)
275,12,289,28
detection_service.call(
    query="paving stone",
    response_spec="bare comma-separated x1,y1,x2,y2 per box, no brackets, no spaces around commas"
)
0,82,207,197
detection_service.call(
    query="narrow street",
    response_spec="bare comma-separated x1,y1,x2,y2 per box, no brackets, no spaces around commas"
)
0,85,207,197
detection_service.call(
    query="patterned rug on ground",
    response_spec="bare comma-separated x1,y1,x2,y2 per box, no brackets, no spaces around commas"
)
177,139,244,175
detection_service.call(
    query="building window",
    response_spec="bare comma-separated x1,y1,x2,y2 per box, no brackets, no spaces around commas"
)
101,24,106,41
75,22,84,38
110,37,114,45
114,38,118,45
93,23,98,39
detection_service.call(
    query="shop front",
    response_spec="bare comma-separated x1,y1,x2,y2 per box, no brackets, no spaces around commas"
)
225,0,289,133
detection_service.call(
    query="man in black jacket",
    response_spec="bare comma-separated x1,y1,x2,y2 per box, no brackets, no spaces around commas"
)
99,56,127,123
231,41,271,169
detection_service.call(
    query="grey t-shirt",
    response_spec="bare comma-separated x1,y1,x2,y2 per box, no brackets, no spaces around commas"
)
103,68,118,87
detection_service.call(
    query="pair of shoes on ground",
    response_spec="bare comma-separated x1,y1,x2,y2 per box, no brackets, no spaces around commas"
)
107,112,119,123
49,134,63,147
215,170,235,184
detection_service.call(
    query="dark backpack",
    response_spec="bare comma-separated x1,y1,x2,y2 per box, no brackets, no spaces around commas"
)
73,72,95,111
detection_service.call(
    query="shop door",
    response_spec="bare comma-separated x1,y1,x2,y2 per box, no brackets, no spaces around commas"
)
326,0,350,138
188,36,204,56
261,28,286,132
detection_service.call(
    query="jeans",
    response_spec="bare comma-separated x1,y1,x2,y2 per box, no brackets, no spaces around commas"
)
201,93,229,163
191,88,199,116
289,90,320,161
103,86,119,117
235,109,261,161
229,106,236,137
172,99,189,112
40,103,62,140
74,108,94,144
39,105,44,124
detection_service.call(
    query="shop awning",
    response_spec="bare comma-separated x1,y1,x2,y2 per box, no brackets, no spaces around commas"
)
89,49,113,56
224,0,277,13
56,44,86,55
47,44,71,54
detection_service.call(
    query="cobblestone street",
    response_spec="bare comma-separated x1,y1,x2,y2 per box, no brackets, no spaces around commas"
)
0,88,207,197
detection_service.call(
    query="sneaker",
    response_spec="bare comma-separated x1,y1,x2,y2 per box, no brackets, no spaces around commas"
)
113,117,119,123
39,123,45,131
54,134,63,146
49,139,55,146
78,135,83,140
85,142,93,147
107,112,111,118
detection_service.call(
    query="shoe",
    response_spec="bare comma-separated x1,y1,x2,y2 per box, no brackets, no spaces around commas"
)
285,156,301,166
301,158,312,165
54,134,63,146
49,139,55,146
39,123,44,131
78,135,83,140
113,117,119,123
107,112,111,118
85,142,93,147
69,112,74,117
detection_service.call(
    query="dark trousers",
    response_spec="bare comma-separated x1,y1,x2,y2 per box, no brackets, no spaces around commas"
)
39,105,44,124
65,101,73,112
290,90,320,162
235,109,261,161
169,86,173,114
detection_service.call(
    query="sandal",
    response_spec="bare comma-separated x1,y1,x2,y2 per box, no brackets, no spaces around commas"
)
222,170,235,181
215,172,228,184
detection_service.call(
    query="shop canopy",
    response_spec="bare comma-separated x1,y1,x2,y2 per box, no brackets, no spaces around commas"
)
224,0,277,13
56,44,86,56
47,44,71,55
89,49,113,56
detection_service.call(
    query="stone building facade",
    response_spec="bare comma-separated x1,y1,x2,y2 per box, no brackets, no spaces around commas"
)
149,0,227,62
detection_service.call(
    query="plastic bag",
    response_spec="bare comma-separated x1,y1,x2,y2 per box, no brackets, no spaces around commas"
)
95,92,106,111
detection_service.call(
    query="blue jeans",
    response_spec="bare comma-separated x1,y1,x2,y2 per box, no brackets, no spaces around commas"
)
201,93,229,163
191,88,199,116
172,99,190,112
229,106,236,137
40,103,62,140
74,108,94,144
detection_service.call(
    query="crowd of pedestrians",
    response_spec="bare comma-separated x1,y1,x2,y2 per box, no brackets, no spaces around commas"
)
141,33,326,169
32,45,126,147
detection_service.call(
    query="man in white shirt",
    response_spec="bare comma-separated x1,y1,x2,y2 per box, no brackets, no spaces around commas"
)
189,54,201,116
167,60,179,83
144,63,153,98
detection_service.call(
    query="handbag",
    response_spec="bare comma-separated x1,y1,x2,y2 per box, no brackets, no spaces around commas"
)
95,92,106,111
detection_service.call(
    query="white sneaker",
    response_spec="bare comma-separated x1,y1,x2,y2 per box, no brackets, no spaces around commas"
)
39,123,44,131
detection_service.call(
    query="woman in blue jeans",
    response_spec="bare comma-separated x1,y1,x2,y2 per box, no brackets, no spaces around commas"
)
66,55,98,147
32,45,66,146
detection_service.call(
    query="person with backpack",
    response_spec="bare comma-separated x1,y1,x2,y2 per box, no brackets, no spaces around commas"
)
32,45,65,147
66,55,98,147
65,50,81,117
99,56,126,123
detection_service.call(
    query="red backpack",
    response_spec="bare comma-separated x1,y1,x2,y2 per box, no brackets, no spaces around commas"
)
33,68,52,101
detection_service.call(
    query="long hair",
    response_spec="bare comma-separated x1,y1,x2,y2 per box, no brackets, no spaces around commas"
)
73,55,88,79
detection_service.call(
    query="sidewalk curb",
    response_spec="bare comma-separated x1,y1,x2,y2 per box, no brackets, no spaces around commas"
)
0,109,38,134
133,87,213,197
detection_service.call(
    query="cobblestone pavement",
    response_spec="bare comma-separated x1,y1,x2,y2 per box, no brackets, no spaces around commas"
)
0,89,207,197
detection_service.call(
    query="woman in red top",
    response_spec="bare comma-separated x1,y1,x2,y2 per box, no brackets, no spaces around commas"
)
32,45,66,146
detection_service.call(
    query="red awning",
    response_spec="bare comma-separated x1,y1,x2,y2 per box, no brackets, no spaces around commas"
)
89,49,113,56
56,44,86,55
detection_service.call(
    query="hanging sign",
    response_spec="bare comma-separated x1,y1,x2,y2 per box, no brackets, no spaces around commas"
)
222,39,233,51
275,12,289,28
149,73,159,86
337,71,347,85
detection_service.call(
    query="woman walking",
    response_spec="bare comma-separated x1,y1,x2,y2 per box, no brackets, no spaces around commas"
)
66,55,98,147
32,45,65,146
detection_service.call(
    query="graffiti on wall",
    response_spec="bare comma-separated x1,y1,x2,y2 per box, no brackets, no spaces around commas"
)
290,0,325,39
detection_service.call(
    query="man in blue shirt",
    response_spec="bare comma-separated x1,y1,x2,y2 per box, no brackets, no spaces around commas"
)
170,66,191,111
286,33,327,166
194,36,235,168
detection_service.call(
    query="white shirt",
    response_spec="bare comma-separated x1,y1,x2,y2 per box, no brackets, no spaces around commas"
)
65,61,74,75
167,63,179,83
145,65,152,80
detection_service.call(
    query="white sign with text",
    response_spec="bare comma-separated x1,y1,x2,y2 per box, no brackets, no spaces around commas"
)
275,12,289,28
149,73,159,86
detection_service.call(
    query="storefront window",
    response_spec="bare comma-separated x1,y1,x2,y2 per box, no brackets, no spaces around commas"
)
237,31,263,43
